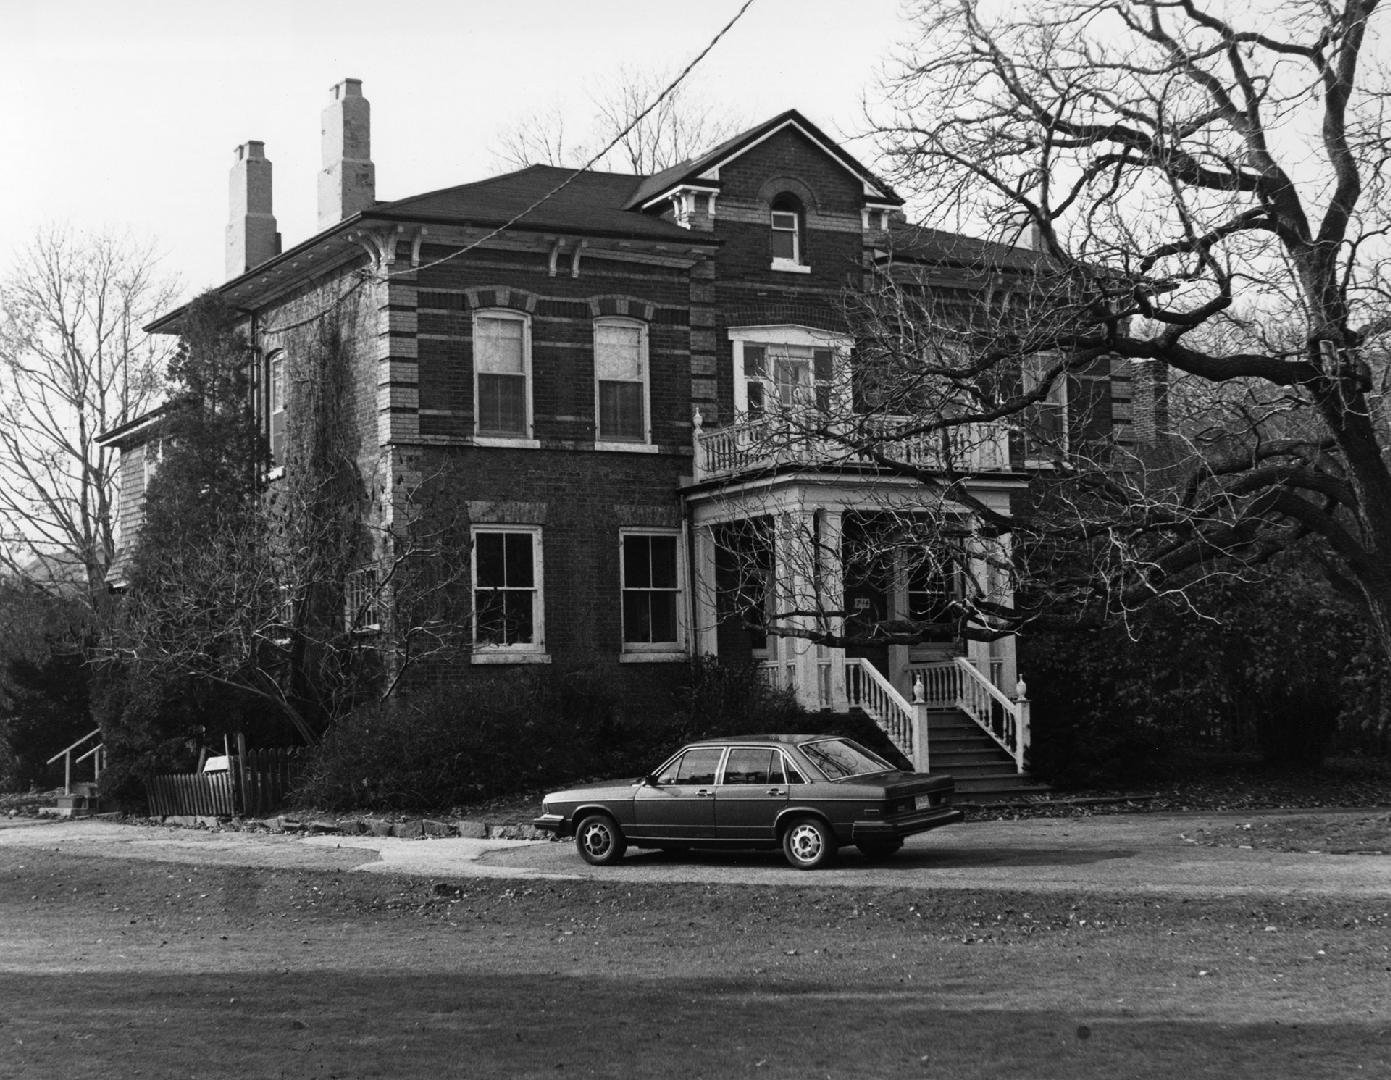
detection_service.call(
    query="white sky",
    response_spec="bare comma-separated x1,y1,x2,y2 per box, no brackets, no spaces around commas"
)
1,0,914,298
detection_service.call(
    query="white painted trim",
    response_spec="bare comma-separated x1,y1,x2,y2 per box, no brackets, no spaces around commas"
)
471,651,553,665
471,524,546,654
593,316,651,446
770,259,812,274
472,308,533,440
619,527,687,654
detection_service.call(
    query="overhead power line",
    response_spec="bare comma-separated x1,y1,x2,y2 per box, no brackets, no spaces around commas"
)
261,0,759,337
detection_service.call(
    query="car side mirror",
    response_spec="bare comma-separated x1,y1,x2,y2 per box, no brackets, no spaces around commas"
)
641,774,659,787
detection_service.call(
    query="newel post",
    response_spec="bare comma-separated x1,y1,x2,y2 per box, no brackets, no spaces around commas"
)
1014,675,1031,774
911,674,930,774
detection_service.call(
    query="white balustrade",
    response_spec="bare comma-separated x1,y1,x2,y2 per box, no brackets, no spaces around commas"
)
693,416,1011,481
911,657,1031,773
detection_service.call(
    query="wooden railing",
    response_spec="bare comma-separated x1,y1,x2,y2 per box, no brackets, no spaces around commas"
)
45,728,104,795
844,657,918,765
693,415,1011,482
913,657,1031,773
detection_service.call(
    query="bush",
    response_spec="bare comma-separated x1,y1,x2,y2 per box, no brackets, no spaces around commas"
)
294,659,813,812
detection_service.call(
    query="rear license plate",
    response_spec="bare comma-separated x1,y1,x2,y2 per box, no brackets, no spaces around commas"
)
915,794,935,811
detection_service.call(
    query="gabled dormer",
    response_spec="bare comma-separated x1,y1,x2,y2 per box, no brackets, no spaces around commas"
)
626,110,902,283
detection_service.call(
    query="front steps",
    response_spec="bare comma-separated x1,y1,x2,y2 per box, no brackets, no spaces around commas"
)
923,709,1049,805
37,782,104,818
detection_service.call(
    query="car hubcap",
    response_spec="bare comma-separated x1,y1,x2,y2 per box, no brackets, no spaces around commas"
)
788,824,822,863
581,823,611,858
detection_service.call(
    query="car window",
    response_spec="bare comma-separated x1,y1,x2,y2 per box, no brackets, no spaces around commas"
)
656,747,723,786
797,737,892,780
721,747,776,785
778,753,805,784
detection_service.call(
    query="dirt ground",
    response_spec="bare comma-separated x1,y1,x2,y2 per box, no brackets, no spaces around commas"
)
2,813,1389,1079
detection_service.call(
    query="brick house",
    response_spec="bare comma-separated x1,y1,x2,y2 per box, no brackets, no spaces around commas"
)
102,80,1157,787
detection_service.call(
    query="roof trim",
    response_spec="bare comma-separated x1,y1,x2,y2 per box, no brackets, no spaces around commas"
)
629,109,903,211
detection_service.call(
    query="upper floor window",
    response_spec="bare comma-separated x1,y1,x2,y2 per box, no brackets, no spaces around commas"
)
730,327,851,419
1021,354,1069,463
268,351,287,465
594,319,649,445
474,310,531,438
770,194,808,272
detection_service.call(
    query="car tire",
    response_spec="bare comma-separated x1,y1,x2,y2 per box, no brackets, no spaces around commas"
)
575,813,627,866
856,839,903,861
781,816,836,870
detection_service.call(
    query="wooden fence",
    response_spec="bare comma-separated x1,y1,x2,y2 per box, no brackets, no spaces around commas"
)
144,746,303,818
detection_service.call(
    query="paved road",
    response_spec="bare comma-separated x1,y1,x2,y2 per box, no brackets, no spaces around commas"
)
3,810,1388,896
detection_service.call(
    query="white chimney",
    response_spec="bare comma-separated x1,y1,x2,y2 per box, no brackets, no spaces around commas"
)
318,78,375,229
226,141,279,279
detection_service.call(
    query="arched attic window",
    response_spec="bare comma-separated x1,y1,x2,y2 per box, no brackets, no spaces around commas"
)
770,193,807,271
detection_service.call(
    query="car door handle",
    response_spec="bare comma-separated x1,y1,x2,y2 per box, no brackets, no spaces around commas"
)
766,788,786,796
695,789,713,797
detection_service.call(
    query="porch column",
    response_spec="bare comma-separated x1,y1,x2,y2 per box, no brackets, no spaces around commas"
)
772,509,823,710
690,523,719,658
816,508,848,712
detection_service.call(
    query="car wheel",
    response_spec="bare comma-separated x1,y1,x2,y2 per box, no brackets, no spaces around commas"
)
575,813,627,866
856,839,903,861
782,816,836,870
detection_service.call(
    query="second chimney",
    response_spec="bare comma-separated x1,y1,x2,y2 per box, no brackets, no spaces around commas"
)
226,141,279,279
318,78,375,229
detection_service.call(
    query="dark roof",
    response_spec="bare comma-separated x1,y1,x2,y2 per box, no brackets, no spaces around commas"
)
625,109,903,210
370,165,713,243
95,402,171,449
879,224,1048,272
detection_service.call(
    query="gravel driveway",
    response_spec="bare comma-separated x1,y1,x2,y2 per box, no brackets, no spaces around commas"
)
4,809,1387,896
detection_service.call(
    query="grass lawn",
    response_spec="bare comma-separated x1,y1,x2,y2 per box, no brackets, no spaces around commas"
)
2,847,1388,1079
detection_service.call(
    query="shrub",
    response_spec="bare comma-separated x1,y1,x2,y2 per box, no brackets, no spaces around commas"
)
293,659,813,811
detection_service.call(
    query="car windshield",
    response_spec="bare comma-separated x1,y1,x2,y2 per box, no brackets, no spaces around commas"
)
797,737,893,780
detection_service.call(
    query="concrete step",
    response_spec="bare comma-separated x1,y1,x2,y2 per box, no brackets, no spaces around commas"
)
37,794,104,818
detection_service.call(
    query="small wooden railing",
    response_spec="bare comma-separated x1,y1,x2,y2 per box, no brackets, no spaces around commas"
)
693,415,1011,482
913,657,1031,773
844,657,918,765
45,728,104,795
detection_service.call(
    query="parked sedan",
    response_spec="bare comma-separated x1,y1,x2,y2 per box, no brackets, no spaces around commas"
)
534,734,962,870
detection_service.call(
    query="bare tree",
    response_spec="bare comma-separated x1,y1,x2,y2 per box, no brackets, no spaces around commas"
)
793,0,1391,656
0,228,178,602
493,67,742,174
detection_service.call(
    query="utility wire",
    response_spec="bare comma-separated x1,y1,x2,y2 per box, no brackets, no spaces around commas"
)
261,0,758,337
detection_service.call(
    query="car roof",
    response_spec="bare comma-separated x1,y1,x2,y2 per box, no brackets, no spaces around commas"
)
685,734,830,748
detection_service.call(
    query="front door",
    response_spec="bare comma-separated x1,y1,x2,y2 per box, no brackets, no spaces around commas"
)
632,746,722,841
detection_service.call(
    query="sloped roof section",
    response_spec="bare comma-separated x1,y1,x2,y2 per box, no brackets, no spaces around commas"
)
370,165,711,242
880,224,1047,272
625,109,903,211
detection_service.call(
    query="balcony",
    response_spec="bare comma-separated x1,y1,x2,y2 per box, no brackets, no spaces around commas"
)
691,414,1012,483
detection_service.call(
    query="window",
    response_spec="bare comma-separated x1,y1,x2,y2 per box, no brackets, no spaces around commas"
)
655,747,723,786
345,565,381,632
621,531,683,651
731,327,851,419
141,437,165,493
474,311,531,438
594,319,648,444
720,747,785,786
742,343,834,417
1021,354,1068,461
907,553,962,642
268,351,287,464
770,193,806,271
472,527,544,652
